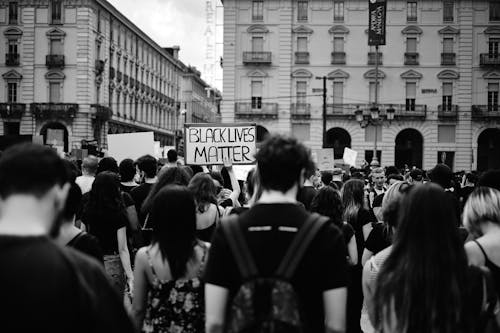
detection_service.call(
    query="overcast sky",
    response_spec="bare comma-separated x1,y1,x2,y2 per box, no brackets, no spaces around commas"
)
108,0,222,88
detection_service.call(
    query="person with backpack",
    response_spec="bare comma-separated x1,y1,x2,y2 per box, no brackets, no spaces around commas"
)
204,134,348,333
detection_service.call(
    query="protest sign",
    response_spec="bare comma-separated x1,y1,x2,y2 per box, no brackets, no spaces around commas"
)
343,147,358,167
154,141,162,159
184,123,257,165
107,132,155,163
315,149,335,171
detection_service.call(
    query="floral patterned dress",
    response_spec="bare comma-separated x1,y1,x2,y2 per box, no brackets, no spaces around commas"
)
142,244,207,333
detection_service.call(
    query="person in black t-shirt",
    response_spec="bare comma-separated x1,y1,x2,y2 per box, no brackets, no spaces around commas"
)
119,158,138,194
297,169,319,211
205,135,348,333
0,143,133,333
131,155,158,227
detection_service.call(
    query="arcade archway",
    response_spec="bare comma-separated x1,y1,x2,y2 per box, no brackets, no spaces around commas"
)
395,128,423,169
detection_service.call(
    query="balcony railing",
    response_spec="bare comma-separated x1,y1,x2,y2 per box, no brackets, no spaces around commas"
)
30,103,78,120
46,54,65,68
110,67,115,79
472,105,500,120
291,103,311,118
441,53,456,66
368,52,383,65
235,102,278,118
326,104,358,119
404,52,419,65
331,52,346,64
243,51,272,64
438,104,458,120
295,52,310,64
480,54,500,67
130,78,135,88
6,53,20,66
117,71,122,82
394,104,427,119
95,60,105,74
0,103,26,119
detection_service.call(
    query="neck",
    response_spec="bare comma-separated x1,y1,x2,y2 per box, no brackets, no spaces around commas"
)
0,195,55,236
259,186,298,204
145,177,157,184
481,222,500,236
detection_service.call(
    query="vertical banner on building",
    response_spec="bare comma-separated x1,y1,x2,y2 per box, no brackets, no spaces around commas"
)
368,0,387,46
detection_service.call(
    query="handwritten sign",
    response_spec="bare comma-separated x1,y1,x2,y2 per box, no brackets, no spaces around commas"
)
315,149,335,171
184,123,257,165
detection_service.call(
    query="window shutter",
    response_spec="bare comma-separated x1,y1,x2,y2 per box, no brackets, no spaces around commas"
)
443,83,453,96
333,82,343,104
443,38,453,53
406,82,416,98
333,37,344,52
49,83,60,103
406,38,417,52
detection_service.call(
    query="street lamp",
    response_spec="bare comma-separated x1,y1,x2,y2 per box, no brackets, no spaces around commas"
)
355,104,395,167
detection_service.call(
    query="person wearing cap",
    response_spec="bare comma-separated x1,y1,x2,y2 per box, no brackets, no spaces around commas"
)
75,155,98,194
408,168,424,184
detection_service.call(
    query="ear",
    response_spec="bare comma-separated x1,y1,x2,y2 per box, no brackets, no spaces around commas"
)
299,168,306,187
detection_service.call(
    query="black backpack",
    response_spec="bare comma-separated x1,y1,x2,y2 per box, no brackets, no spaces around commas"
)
221,213,328,333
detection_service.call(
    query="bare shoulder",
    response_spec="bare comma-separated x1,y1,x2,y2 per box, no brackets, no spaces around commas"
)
464,241,484,266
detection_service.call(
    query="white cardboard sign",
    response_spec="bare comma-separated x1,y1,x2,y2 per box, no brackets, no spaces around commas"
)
315,149,335,171
184,123,257,165
343,147,358,167
107,132,155,163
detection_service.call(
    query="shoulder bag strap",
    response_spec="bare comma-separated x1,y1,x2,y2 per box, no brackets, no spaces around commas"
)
276,213,329,280
221,215,258,280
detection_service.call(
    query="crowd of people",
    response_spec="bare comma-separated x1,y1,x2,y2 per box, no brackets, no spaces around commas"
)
1,136,500,333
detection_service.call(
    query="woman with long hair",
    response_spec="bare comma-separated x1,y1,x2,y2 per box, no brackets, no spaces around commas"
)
133,185,207,333
373,184,482,333
311,186,357,265
464,186,500,298
188,173,222,242
82,171,133,295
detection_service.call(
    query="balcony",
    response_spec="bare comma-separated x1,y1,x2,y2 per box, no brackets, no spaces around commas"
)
30,103,78,120
95,60,105,74
6,53,20,66
117,71,122,82
368,52,383,65
472,105,500,120
0,103,26,119
123,74,129,85
441,53,456,66
46,54,65,68
243,51,272,64
394,104,427,119
480,54,500,67
438,104,459,120
291,103,311,118
331,52,346,65
235,102,278,118
404,52,419,65
110,67,115,79
326,104,358,119
295,52,310,64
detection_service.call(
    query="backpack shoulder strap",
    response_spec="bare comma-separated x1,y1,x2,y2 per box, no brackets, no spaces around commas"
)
276,213,329,280
221,215,258,280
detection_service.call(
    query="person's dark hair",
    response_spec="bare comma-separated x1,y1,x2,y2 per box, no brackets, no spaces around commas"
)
63,182,83,221
387,173,404,183
310,186,343,228
84,171,126,218
465,172,477,185
341,179,365,223
188,173,218,213
209,170,225,188
429,163,453,189
136,155,158,178
321,171,333,188
255,134,314,193
374,183,471,333
0,143,69,199
167,149,178,163
119,158,136,182
189,165,204,176
142,166,191,215
181,165,194,180
150,185,197,279
63,159,80,183
385,166,400,176
246,168,256,199
478,170,500,191
96,157,119,174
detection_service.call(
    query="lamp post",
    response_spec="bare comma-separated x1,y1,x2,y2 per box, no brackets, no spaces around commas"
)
355,104,395,167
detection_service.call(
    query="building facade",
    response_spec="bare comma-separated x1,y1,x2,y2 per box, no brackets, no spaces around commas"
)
222,0,500,171
0,0,184,153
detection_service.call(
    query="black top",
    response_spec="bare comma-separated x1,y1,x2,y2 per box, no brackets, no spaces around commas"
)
67,231,104,264
196,223,217,243
297,186,317,211
474,240,500,299
0,235,134,333
120,183,137,194
365,222,391,255
204,203,348,333
82,209,127,255
338,222,355,247
459,186,475,208
347,208,373,266
130,183,154,226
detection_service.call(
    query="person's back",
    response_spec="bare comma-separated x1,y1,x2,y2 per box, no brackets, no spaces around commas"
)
75,155,98,194
131,155,158,227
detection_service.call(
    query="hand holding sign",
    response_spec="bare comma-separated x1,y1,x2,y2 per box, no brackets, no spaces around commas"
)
223,156,233,169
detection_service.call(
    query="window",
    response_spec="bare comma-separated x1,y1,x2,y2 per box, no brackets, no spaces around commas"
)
333,37,344,52
369,82,379,103
8,2,18,24
49,83,61,103
252,0,263,21
442,83,453,111
443,38,453,53
365,126,382,142
489,38,500,58
407,37,417,53
333,82,343,105
4,122,20,136
292,124,310,141
491,0,500,21
298,1,308,21
443,0,454,22
296,81,307,104
297,37,307,52
407,1,417,22
51,0,62,24
438,125,456,143
252,37,264,52
251,81,262,109
405,82,416,111
8,40,18,54
7,83,17,103
488,83,499,111
334,1,344,21
50,39,62,55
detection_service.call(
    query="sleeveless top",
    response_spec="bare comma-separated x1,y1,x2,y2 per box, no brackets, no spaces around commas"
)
196,206,222,243
142,243,208,333
474,240,500,298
